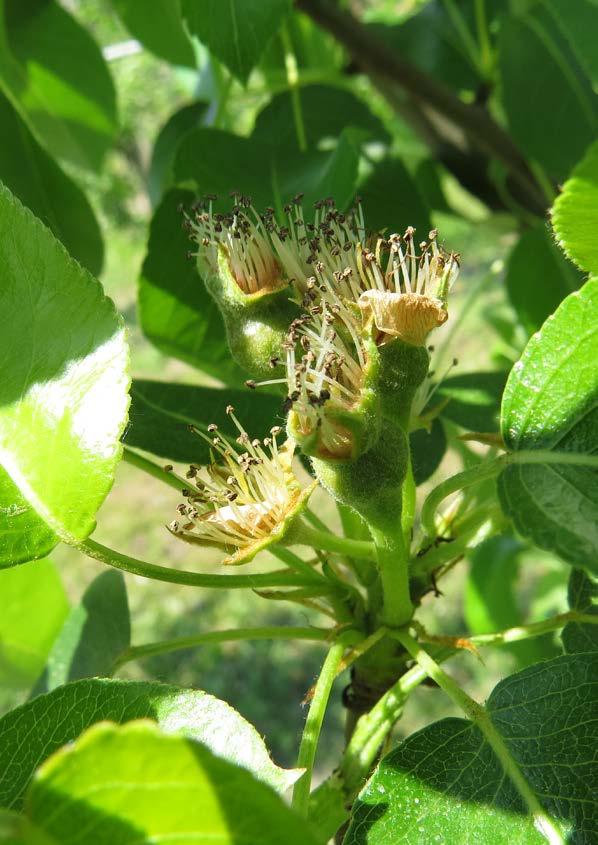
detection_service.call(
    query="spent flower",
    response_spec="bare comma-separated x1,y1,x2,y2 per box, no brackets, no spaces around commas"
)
169,407,314,564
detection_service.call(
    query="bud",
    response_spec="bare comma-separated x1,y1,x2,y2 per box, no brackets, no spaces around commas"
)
168,408,315,564
187,195,313,377
284,299,380,460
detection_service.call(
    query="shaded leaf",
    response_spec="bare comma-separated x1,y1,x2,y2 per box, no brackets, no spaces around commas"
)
0,679,299,810
182,0,291,83
438,371,507,432
346,654,597,843
138,188,244,382
0,0,117,171
499,6,598,182
499,279,598,570
552,137,598,275
368,2,481,91
410,418,446,486
0,559,68,691
0,184,129,565
32,571,129,695
562,568,598,653
357,157,431,237
549,0,598,92
124,379,283,464
174,126,359,213
464,535,555,667
111,0,196,68
505,224,581,334
148,101,207,205
252,84,389,153
0,92,103,275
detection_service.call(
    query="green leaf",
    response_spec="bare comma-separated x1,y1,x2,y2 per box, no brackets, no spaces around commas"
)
138,188,245,382
464,535,554,666
0,92,103,275
0,679,299,811
32,571,129,695
410,418,446,486
499,279,598,570
0,183,130,565
148,101,207,205
345,653,598,844
0,471,57,567
0,559,68,691
182,0,291,84
0,810,53,845
174,126,360,213
357,157,431,237
505,224,581,334
437,371,507,432
0,0,117,171
552,138,598,275
499,6,598,182
252,84,389,153
111,0,196,68
369,3,481,92
563,568,598,653
124,379,282,463
548,0,598,92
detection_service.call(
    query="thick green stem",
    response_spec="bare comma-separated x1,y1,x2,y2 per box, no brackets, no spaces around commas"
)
369,526,413,628
122,447,187,493
394,630,565,844
293,523,376,560
113,626,331,672
292,642,346,815
80,539,326,590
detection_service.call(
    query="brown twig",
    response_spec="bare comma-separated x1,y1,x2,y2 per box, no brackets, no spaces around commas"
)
295,0,546,215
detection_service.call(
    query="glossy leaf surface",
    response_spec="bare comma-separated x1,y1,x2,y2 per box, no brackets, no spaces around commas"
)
499,280,598,570
0,679,299,810
345,654,597,843
0,184,129,565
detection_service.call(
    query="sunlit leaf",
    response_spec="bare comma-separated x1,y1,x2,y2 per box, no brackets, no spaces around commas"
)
0,183,129,565
499,279,598,570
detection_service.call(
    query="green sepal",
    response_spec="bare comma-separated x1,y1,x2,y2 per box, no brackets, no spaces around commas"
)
198,247,299,377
